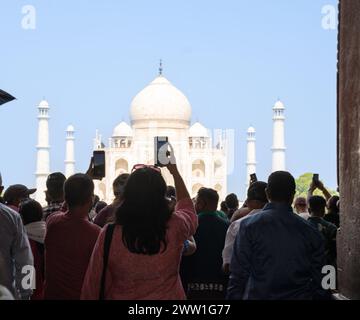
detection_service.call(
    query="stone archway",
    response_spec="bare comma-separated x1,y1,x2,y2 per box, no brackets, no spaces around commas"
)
115,158,128,176
192,159,206,178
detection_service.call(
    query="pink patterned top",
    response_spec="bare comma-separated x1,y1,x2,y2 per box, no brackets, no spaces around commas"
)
81,198,197,300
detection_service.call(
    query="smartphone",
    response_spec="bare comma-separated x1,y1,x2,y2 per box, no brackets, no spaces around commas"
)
154,136,169,167
250,173,258,183
313,173,319,183
93,150,106,179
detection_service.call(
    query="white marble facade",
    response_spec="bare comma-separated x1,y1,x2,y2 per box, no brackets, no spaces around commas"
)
93,74,228,203
34,71,287,205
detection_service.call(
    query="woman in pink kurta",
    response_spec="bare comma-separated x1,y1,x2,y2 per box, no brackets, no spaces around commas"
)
81,161,198,300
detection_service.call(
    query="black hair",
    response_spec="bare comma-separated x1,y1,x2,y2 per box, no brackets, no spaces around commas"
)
115,167,172,255
267,171,296,203
64,174,94,209
220,201,228,212
19,199,43,225
309,196,327,215
46,172,66,200
247,181,268,203
95,200,108,214
225,193,239,209
197,188,219,207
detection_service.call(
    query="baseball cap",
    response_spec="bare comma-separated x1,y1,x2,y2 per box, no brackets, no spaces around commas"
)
3,184,36,203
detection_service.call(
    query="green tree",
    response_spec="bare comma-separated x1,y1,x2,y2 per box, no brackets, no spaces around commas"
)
295,173,338,198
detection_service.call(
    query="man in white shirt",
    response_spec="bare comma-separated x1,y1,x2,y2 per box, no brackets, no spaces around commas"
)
0,202,34,299
222,181,268,274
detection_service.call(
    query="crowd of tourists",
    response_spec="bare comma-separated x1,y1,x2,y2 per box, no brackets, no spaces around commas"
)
0,150,339,300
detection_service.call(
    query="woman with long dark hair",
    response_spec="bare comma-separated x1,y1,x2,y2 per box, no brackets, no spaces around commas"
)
81,157,198,300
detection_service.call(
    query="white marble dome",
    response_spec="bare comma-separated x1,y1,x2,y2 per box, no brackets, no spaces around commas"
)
38,100,49,108
66,124,74,132
273,100,285,109
189,122,209,137
247,126,256,133
130,76,192,124
113,121,133,137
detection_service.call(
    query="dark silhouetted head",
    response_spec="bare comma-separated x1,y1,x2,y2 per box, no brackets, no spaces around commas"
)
95,201,107,214
266,171,296,204
247,181,268,210
19,199,43,225
225,193,239,210
309,195,327,217
220,201,228,213
46,172,66,203
195,188,219,213
3,184,36,207
64,174,94,211
116,167,171,255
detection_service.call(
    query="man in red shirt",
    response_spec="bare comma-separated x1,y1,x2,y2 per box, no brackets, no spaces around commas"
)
44,174,100,300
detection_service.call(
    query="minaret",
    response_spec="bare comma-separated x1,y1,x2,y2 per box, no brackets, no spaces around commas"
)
65,125,75,177
93,129,103,149
35,100,50,206
272,100,286,172
246,126,256,191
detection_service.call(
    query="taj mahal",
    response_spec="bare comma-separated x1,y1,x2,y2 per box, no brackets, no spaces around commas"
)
92,65,228,203
33,65,286,205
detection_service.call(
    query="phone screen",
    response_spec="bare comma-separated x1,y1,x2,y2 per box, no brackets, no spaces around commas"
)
250,173,258,183
93,151,106,178
313,173,319,182
154,137,169,167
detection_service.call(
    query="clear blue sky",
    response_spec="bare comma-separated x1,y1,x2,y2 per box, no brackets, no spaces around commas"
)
0,0,338,198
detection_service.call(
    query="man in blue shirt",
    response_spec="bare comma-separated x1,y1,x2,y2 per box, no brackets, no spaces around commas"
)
227,171,328,300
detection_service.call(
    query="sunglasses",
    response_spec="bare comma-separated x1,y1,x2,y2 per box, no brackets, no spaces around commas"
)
131,164,161,173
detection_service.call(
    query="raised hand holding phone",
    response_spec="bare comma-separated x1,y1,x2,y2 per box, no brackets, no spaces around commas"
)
250,173,258,185
154,136,169,167
166,143,178,176
161,142,189,202
86,151,106,180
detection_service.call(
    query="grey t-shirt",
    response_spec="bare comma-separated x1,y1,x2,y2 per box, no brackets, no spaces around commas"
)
0,203,33,299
